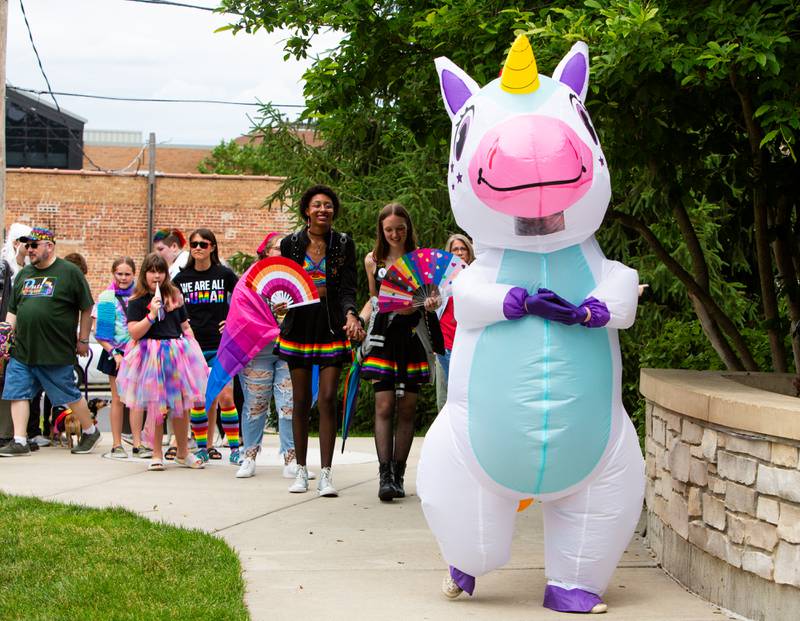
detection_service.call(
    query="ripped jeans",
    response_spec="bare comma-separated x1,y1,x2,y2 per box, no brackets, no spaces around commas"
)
239,347,294,455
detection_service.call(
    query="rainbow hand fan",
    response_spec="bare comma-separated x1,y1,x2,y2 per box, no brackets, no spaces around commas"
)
245,257,320,309
377,248,466,313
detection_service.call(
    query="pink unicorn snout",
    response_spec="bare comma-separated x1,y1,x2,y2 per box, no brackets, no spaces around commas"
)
468,115,594,218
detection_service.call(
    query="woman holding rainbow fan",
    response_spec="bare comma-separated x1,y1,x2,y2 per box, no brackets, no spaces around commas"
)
275,185,363,497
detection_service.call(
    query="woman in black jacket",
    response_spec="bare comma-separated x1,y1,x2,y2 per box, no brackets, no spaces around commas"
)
276,184,364,497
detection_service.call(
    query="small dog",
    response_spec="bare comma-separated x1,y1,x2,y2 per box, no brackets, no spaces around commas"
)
48,399,108,447
50,407,81,448
87,398,109,423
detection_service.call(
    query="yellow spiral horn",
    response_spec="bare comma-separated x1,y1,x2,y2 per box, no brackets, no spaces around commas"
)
501,34,539,94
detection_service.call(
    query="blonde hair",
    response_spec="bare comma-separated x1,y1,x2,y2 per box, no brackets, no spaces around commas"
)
445,233,475,264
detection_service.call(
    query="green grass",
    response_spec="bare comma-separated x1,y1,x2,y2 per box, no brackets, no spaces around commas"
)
0,493,249,621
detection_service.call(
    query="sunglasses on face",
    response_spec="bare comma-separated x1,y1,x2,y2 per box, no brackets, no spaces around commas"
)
190,241,211,249
24,242,45,249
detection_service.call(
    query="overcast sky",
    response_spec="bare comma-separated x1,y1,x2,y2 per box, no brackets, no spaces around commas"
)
8,0,340,146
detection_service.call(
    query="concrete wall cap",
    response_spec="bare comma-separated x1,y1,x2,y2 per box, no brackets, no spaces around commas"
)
640,369,800,442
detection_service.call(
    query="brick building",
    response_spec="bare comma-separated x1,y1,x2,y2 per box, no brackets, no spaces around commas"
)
5,168,294,298
82,130,214,175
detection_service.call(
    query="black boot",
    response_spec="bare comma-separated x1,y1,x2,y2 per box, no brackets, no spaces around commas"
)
393,461,406,499
378,461,395,501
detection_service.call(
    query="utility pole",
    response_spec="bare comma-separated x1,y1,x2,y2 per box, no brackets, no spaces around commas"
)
0,0,8,237
146,132,155,252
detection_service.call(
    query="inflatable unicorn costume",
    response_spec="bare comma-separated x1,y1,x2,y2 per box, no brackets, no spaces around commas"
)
416,35,645,614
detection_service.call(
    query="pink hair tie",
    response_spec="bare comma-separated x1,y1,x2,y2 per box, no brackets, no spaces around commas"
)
257,232,279,255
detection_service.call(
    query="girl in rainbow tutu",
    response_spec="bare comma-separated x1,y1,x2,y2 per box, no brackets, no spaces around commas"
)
116,253,207,470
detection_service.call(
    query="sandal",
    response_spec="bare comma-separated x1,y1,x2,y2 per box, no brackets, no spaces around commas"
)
175,453,205,469
164,446,178,460
148,461,165,471
207,447,222,460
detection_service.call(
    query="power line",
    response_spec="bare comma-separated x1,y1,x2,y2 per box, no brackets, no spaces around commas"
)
121,0,224,12
9,86,305,109
16,2,112,172
19,0,58,111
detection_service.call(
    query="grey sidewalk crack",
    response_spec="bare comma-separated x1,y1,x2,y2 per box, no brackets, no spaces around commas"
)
213,476,377,534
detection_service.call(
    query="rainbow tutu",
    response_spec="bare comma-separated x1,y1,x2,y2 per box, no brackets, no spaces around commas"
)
116,337,208,428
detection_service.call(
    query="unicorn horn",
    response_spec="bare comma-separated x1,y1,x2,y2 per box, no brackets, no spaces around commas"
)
501,34,539,94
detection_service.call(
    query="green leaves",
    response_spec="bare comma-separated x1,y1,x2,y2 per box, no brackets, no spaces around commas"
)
211,0,800,422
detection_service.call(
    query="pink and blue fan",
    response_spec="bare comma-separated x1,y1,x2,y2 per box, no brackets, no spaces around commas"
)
377,248,466,313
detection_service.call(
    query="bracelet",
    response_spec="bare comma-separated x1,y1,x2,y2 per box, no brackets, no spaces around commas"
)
147,315,156,324
78,338,90,344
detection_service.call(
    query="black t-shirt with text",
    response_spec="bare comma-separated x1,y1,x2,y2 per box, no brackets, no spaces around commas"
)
172,264,237,351
126,294,188,340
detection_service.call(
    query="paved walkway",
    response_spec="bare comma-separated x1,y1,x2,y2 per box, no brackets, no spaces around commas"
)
0,433,736,620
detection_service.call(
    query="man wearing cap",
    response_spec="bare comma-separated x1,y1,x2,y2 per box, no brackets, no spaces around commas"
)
0,227,101,456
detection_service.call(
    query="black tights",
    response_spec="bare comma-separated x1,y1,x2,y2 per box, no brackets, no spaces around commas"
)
290,365,341,468
374,388,418,465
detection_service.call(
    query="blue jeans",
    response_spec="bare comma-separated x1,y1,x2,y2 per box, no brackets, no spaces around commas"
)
436,349,452,383
2,358,81,406
239,347,293,455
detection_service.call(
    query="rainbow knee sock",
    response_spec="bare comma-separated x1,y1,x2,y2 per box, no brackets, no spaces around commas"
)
190,407,208,450
220,407,240,449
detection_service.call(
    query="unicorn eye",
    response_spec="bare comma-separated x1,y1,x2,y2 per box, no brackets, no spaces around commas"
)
453,106,474,161
570,94,598,145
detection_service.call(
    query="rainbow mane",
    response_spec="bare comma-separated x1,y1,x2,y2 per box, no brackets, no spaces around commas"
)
245,257,320,308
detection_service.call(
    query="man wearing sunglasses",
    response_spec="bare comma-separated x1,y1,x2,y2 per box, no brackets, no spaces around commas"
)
0,227,101,457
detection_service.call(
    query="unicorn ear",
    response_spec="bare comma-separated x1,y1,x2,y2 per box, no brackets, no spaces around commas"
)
553,41,590,102
435,57,480,121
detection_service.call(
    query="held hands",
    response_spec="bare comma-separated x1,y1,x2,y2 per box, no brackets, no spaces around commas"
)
343,312,365,341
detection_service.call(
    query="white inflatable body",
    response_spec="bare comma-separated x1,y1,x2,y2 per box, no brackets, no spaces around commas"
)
417,36,645,602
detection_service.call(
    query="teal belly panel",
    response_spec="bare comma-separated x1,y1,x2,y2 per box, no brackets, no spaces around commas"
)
468,247,613,495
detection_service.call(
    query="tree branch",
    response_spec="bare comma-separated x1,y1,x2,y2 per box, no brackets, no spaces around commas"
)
730,68,786,371
607,209,757,370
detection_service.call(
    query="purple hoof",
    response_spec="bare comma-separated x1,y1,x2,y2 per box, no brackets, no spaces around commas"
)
449,566,475,596
543,584,606,613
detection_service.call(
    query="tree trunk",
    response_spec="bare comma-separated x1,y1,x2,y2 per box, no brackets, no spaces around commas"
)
608,210,756,370
690,296,746,371
730,69,786,372
666,185,743,369
773,194,800,372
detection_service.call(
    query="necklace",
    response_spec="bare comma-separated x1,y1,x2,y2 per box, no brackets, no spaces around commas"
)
308,229,327,254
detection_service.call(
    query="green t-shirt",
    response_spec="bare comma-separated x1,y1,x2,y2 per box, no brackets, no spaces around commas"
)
9,258,94,366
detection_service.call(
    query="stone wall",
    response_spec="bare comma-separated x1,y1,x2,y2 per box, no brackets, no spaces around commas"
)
641,369,800,621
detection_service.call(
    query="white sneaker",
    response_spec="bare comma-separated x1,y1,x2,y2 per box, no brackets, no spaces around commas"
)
317,466,338,497
442,574,464,599
236,457,256,478
31,435,51,447
282,458,316,480
288,464,309,493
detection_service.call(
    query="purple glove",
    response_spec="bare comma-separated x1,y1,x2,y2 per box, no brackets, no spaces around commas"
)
502,287,610,327
525,288,587,325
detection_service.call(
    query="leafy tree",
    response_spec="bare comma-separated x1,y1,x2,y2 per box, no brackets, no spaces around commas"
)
213,0,800,433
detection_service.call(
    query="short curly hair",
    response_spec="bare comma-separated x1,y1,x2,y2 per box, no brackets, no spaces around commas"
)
299,184,341,220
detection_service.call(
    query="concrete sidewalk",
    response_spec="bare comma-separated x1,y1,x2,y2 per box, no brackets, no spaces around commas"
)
0,434,735,620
